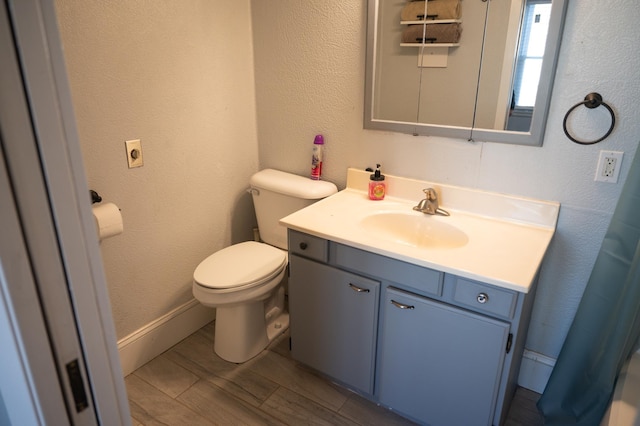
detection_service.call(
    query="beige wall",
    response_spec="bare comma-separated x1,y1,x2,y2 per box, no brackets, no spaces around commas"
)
55,0,258,339
56,0,640,363
253,0,640,361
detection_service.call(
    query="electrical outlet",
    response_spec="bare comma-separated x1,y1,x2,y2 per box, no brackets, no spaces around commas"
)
125,139,143,168
595,150,623,183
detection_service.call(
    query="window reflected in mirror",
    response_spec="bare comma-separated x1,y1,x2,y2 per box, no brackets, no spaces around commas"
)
508,0,552,131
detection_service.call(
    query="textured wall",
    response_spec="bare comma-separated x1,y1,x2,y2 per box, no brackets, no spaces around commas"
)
55,0,259,339
253,0,640,359
55,0,640,360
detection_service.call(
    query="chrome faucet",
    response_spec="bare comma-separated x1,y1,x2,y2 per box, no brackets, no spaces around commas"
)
413,188,449,216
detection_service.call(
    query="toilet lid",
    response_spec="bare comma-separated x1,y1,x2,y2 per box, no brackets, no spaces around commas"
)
193,241,287,290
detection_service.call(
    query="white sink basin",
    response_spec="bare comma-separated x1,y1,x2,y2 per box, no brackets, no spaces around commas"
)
280,168,560,292
359,212,469,249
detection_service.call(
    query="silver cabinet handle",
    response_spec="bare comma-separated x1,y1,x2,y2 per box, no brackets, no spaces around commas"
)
477,293,489,304
349,283,370,293
390,300,415,310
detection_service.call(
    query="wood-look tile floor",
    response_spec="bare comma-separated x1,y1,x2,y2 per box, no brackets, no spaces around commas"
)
126,321,544,425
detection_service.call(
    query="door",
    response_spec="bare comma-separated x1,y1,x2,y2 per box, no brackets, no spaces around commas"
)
0,0,130,423
289,255,380,394
0,135,71,426
378,287,510,426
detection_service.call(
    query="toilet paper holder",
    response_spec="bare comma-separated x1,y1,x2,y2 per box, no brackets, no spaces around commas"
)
90,189,102,204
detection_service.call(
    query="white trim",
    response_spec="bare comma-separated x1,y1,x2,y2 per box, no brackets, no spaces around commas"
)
517,349,556,393
118,299,214,376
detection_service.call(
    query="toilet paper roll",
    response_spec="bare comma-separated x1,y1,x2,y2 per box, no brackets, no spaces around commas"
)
92,202,123,241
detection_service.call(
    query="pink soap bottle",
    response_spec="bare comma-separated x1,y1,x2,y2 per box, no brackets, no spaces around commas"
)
310,134,324,180
368,164,386,200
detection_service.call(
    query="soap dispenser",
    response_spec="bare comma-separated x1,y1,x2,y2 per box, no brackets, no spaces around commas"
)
368,164,386,200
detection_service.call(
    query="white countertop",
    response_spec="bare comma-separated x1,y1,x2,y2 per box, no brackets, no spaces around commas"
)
280,169,560,293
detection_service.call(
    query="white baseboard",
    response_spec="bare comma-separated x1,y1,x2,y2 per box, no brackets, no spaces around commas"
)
518,349,556,394
117,299,214,376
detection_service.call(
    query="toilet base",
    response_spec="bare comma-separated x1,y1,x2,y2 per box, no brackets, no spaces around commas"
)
266,311,289,343
214,300,289,363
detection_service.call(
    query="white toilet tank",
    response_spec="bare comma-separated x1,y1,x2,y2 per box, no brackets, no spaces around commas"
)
249,169,337,250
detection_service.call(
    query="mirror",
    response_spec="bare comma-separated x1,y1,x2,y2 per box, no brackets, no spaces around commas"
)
364,0,568,146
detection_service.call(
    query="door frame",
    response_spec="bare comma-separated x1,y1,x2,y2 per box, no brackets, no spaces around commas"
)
1,0,130,423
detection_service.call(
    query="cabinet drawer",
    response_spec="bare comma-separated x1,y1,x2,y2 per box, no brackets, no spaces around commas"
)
288,230,329,262
452,277,517,319
333,243,442,297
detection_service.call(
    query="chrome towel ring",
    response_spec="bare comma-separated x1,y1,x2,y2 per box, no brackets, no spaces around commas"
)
563,92,616,145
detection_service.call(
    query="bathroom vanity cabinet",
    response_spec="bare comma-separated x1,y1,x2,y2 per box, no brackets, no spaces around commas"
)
288,229,536,426
288,255,379,394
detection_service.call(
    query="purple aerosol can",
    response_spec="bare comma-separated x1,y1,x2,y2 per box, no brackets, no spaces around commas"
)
310,134,324,180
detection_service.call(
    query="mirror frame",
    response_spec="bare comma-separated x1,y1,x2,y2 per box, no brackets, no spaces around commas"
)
364,0,568,146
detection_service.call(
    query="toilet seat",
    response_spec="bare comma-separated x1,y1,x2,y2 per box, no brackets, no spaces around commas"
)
193,241,287,292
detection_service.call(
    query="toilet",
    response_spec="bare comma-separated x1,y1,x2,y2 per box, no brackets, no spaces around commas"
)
192,169,337,363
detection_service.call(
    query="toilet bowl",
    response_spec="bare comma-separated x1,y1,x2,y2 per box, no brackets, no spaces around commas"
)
193,241,289,363
192,169,337,363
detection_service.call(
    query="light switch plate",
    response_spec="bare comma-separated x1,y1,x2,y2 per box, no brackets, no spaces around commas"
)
125,139,143,168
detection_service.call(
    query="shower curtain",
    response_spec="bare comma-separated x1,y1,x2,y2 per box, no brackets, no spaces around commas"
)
538,147,640,425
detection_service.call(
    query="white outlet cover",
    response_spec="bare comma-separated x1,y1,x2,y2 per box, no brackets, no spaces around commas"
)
595,150,623,183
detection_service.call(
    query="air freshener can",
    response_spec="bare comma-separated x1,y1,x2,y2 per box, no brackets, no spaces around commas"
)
311,134,324,180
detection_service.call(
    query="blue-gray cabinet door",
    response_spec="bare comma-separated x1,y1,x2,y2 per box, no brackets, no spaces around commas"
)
289,255,380,394
378,287,510,426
